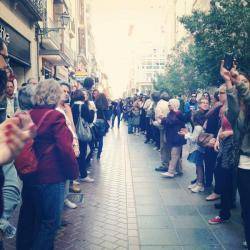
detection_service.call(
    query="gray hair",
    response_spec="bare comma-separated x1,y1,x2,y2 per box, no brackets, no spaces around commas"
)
32,79,62,106
18,84,36,110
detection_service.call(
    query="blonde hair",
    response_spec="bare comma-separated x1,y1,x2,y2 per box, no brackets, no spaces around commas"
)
168,98,180,111
32,79,62,106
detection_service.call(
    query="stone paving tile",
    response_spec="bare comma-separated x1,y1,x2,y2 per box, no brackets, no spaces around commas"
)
139,229,180,246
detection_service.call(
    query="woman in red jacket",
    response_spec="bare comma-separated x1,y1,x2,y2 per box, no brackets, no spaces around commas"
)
16,79,79,250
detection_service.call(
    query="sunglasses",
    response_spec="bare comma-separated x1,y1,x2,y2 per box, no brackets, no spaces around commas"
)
219,92,226,94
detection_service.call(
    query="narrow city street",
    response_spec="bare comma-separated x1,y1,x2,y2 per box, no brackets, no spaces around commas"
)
5,124,244,250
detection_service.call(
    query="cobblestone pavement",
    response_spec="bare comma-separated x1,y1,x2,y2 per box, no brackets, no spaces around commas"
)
6,124,245,249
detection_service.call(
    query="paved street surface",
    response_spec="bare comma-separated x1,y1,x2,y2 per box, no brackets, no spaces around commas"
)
6,124,244,249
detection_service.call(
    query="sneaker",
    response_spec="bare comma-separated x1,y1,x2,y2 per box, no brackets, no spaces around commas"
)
190,178,197,185
191,184,204,193
155,166,168,172
73,180,80,185
206,193,220,201
243,240,248,248
69,184,81,193
161,172,175,178
64,199,77,209
175,172,183,176
79,176,95,183
3,224,16,239
208,216,228,225
188,183,197,189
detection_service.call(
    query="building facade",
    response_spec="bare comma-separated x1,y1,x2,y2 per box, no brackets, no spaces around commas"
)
0,0,44,85
165,0,210,54
0,0,97,87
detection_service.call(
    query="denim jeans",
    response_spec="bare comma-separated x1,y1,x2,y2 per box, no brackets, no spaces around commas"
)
0,162,21,234
112,113,121,128
16,182,65,250
97,136,104,158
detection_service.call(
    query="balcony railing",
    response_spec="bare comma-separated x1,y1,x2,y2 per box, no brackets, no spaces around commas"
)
63,44,75,65
20,0,45,20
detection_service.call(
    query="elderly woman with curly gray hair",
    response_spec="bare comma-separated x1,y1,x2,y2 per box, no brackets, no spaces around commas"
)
16,79,79,250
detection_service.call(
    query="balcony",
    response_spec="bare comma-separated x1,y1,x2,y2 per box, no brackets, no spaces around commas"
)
41,18,61,50
19,0,45,21
63,44,75,66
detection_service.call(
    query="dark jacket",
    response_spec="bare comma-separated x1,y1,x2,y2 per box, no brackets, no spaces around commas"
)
205,104,222,136
71,101,93,126
163,110,187,147
227,81,250,157
0,94,18,123
29,107,79,184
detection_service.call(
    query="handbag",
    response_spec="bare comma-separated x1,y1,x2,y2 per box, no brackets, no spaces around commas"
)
197,132,214,148
76,104,92,142
94,119,106,137
15,110,54,180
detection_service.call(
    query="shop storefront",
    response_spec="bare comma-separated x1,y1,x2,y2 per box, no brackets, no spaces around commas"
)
0,18,31,84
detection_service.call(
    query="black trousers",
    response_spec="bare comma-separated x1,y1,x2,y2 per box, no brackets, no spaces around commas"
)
238,168,250,248
78,141,88,178
204,148,217,187
145,118,152,141
215,167,234,220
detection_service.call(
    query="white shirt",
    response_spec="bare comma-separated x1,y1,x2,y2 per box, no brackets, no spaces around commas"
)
239,155,250,170
6,97,15,118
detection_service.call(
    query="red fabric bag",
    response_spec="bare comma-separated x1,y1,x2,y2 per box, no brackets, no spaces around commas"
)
15,110,54,180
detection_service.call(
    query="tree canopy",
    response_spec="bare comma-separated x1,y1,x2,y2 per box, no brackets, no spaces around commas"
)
154,0,250,94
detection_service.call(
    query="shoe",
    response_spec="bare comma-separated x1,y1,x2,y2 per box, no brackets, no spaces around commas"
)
191,185,204,193
144,140,149,144
243,240,248,248
153,147,158,150
69,184,81,193
161,172,175,178
79,176,95,183
206,193,220,201
208,216,228,225
3,224,16,239
188,183,197,189
175,172,183,176
190,178,197,184
64,199,77,209
155,166,168,172
73,180,80,185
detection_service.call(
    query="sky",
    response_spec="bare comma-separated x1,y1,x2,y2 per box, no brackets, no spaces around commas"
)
90,0,168,98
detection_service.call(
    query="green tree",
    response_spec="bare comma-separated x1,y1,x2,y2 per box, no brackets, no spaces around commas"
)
154,0,249,94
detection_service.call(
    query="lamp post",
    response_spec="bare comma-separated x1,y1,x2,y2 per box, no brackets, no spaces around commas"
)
38,11,70,35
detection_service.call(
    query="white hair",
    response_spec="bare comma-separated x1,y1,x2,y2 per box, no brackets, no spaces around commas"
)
32,79,62,106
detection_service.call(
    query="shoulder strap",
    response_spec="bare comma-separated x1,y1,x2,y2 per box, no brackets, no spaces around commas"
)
37,110,54,130
78,103,86,123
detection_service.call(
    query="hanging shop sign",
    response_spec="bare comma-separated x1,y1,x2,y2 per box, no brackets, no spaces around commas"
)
0,18,31,67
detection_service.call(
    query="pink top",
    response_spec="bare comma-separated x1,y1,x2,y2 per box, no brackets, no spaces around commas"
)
221,115,233,132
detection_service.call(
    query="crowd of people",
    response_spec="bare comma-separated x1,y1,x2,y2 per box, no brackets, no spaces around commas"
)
0,38,114,249
121,61,250,248
0,35,250,249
